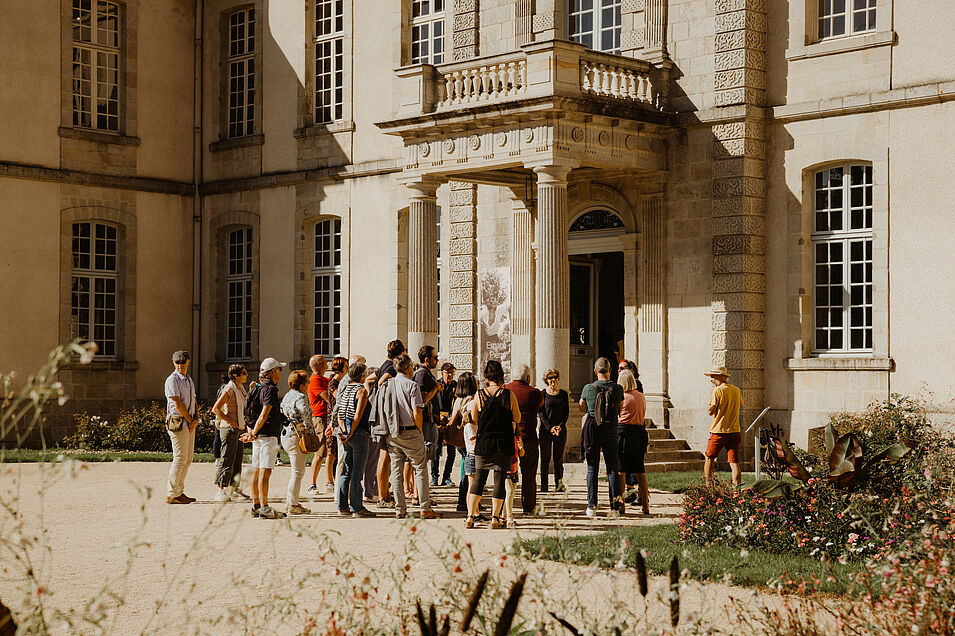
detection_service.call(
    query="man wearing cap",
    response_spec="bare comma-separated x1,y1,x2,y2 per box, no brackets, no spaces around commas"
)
703,366,743,488
248,357,287,519
165,350,198,504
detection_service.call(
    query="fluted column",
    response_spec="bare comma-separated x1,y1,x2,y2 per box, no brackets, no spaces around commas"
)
620,232,639,372
406,179,441,357
510,194,536,379
533,163,574,380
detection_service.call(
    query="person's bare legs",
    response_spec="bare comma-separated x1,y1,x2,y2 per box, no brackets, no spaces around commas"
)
404,462,415,497
467,492,482,517
309,453,324,489
377,450,391,500
636,472,650,514
250,468,262,504
258,468,273,507
729,462,741,488
703,456,715,484
326,448,337,485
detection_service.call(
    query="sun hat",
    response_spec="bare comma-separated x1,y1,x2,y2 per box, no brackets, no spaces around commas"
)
260,357,287,374
703,366,731,378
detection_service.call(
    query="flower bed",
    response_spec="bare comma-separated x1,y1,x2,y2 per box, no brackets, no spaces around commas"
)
67,402,217,453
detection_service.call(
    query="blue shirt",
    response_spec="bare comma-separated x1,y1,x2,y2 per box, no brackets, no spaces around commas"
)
164,370,196,418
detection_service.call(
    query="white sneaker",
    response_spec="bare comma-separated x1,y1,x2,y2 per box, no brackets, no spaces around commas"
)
230,487,251,501
585,507,596,518
306,484,318,495
213,489,231,503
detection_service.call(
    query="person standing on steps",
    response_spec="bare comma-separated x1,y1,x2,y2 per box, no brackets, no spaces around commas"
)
165,350,198,505
537,368,569,493
703,365,743,488
578,357,623,518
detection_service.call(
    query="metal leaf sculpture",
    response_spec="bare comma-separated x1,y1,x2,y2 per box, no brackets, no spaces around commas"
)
828,429,865,488
767,435,811,483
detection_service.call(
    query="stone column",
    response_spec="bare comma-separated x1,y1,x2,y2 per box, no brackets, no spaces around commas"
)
447,181,478,372
621,0,647,56
406,179,441,357
515,0,534,45
638,195,670,427
620,231,639,371
510,195,536,378
533,163,574,379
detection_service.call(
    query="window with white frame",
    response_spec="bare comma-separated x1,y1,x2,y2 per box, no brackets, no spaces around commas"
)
72,0,122,132
568,0,621,54
226,228,253,360
314,0,344,124
812,164,873,353
410,0,446,65
227,8,256,138
817,0,876,40
313,219,342,356
71,222,120,357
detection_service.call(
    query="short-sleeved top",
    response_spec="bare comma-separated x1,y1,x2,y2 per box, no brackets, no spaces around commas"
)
164,370,196,418
257,378,284,438
580,380,624,418
393,373,425,429
504,380,542,438
414,365,438,423
709,383,743,434
338,381,371,432
378,359,396,382
619,389,646,425
307,373,329,417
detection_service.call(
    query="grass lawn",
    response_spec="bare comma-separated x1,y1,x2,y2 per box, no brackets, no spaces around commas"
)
0,448,287,463
518,523,861,595
646,471,757,493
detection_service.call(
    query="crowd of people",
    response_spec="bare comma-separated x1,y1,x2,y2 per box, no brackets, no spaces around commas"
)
161,343,744,524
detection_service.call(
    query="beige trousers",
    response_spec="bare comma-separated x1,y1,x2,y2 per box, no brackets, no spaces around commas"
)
167,426,196,498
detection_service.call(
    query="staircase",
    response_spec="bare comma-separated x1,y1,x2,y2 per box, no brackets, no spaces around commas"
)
644,425,705,473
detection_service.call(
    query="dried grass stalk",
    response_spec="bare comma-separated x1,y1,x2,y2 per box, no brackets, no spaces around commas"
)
493,572,527,636
460,569,489,632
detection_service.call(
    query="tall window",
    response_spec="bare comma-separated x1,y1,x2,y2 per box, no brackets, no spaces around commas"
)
812,164,873,353
818,0,876,40
226,228,253,360
72,0,122,132
411,0,446,64
313,219,342,356
314,0,344,124
71,222,119,357
568,0,621,54
227,8,256,138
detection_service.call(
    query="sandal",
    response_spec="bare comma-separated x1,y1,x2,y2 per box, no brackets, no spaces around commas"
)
490,515,505,529
506,517,518,528
465,515,476,529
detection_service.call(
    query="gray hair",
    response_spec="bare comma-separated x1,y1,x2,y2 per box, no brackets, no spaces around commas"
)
594,357,611,374
349,354,366,365
348,362,367,382
617,369,638,392
394,353,414,374
511,363,531,383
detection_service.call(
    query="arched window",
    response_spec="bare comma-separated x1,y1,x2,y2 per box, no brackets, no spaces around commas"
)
226,227,253,360
812,164,873,352
570,208,625,233
568,0,621,54
313,218,342,356
71,221,120,357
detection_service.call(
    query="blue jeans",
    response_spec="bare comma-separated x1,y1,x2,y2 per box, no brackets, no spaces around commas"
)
338,427,369,513
585,424,619,509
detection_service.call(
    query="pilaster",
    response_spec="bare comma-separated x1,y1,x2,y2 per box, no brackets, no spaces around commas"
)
447,181,478,372
406,178,443,356
637,196,670,427
712,0,768,437
515,0,534,45
510,195,536,378
452,0,479,61
531,0,561,41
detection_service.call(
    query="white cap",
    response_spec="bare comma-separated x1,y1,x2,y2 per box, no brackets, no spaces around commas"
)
259,357,287,374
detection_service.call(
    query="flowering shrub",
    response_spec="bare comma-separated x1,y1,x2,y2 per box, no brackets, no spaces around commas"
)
67,403,217,452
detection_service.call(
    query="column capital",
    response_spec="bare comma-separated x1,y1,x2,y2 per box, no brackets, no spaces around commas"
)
402,175,446,200
528,160,580,185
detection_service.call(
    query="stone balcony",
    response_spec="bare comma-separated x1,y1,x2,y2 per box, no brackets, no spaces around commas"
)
377,39,673,183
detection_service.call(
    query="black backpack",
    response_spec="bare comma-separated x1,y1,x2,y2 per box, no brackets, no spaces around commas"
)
593,382,620,428
244,382,263,424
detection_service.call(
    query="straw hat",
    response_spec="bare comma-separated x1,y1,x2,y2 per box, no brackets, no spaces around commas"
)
703,366,731,378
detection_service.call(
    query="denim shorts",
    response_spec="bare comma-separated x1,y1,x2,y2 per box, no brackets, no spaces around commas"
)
463,453,476,476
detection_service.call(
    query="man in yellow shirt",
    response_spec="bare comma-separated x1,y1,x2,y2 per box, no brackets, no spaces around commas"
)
703,366,743,487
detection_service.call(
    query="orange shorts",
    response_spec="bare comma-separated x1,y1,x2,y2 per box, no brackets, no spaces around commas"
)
705,432,741,463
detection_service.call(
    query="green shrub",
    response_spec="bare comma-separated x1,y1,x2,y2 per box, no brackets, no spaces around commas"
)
67,403,218,453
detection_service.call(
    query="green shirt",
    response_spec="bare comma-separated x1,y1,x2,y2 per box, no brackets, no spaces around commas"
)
580,380,624,418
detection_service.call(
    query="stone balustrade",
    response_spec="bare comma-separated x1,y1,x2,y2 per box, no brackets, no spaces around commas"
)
437,60,527,108
579,58,654,104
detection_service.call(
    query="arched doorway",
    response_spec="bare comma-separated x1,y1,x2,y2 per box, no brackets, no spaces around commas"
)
568,208,627,396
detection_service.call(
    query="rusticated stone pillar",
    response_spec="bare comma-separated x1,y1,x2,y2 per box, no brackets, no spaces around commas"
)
447,181,478,372
406,179,442,357
510,195,535,378
533,163,574,380
712,0,767,454
452,0,479,61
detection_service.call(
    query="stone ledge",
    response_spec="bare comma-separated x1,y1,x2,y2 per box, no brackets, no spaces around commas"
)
64,359,140,371
786,29,895,61
58,127,141,147
293,121,356,138
786,356,893,371
209,134,264,153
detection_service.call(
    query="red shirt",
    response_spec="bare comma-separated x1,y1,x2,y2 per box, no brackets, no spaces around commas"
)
308,373,329,417
504,380,542,440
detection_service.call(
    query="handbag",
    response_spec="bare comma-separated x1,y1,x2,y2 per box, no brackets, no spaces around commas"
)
166,414,185,432
443,407,467,450
292,417,322,453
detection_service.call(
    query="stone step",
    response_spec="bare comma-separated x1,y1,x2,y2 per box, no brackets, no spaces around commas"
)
644,449,705,463
647,438,690,451
645,459,706,473
646,428,673,439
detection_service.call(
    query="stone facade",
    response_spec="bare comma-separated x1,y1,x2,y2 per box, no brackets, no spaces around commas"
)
1,1,955,454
